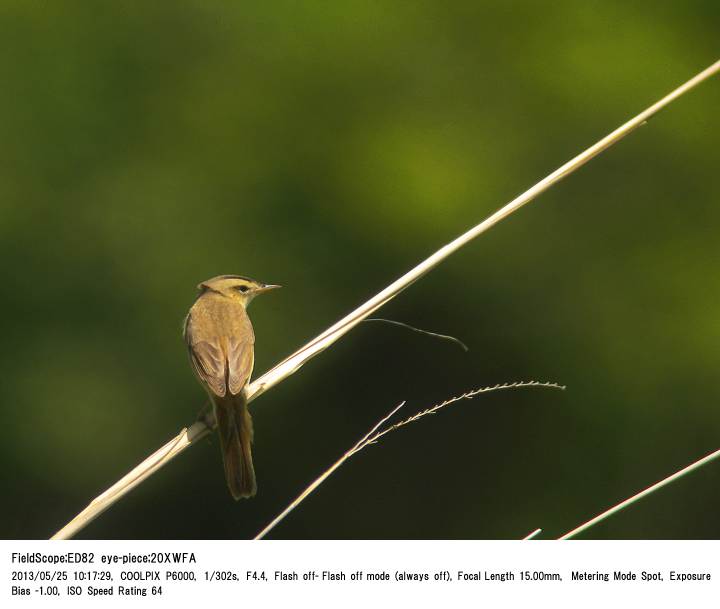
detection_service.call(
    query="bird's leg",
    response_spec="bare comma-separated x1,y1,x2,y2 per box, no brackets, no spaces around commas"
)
195,400,216,430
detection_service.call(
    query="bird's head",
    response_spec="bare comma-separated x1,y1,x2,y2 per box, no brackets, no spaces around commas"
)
197,275,281,306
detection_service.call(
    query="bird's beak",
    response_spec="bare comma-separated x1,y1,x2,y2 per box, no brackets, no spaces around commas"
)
258,284,282,293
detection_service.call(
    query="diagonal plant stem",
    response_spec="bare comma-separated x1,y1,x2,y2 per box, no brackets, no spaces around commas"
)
557,446,720,540
255,381,564,539
523,528,543,540
50,59,720,540
253,404,407,542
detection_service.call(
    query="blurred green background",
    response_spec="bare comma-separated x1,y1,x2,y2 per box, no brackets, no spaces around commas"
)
1,1,719,540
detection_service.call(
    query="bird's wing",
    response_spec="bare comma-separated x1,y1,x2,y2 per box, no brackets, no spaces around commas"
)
184,314,228,397
227,335,254,396
184,313,254,398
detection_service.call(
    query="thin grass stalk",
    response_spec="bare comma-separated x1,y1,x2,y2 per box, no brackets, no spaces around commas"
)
557,446,720,540
255,381,563,539
523,528,543,540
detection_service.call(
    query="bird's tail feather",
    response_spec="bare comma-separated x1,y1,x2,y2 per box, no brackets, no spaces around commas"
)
215,397,256,500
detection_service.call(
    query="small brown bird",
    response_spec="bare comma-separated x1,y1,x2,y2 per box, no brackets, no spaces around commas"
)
183,275,280,499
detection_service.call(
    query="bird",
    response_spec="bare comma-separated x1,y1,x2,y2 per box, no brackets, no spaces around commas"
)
183,275,280,499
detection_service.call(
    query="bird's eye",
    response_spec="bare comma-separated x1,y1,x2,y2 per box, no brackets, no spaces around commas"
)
236,285,250,293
